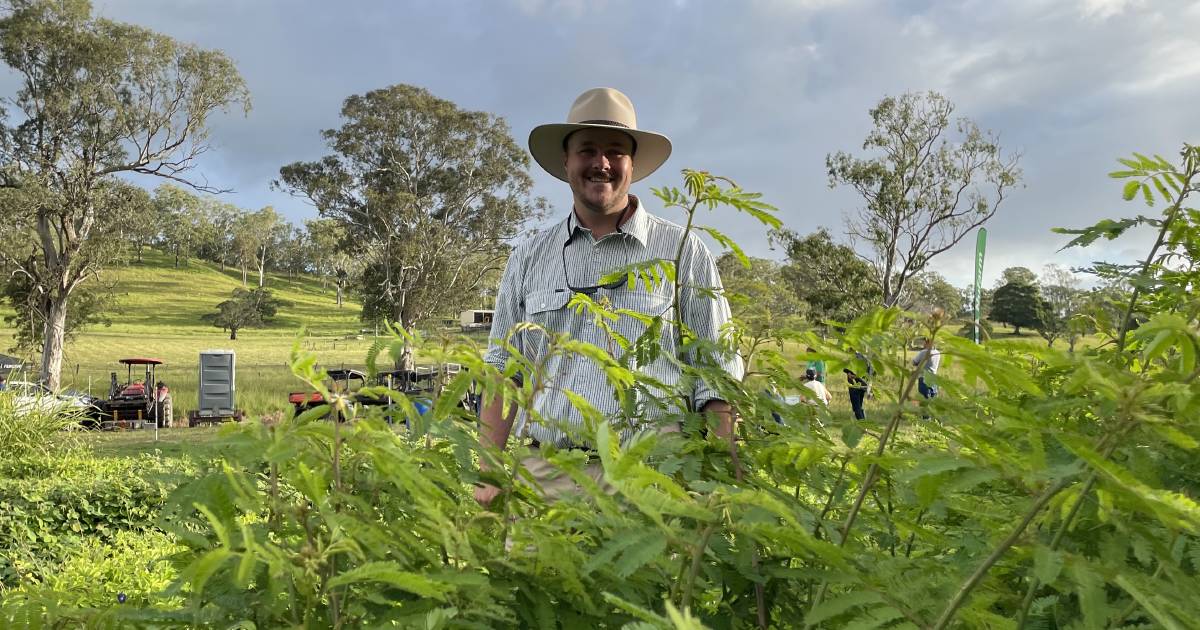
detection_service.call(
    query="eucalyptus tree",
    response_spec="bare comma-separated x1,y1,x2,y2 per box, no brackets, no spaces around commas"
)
0,0,248,388
828,91,1021,307
277,84,545,368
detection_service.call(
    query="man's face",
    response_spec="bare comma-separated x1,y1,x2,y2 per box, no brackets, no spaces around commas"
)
564,127,634,216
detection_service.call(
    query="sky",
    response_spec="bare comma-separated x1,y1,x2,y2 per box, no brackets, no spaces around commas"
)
16,0,1200,288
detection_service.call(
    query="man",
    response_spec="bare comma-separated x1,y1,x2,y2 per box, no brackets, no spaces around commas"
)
476,87,743,506
800,369,832,405
913,338,941,399
843,346,873,420
805,347,826,383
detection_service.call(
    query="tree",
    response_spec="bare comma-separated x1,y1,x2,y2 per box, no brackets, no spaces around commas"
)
118,186,157,263
306,218,359,307
990,281,1044,335
274,223,311,279
1034,264,1086,349
899,270,961,315
154,184,210,268
277,84,544,368
997,266,1038,288
0,0,249,389
772,227,880,325
204,287,287,340
828,91,1021,307
232,206,286,287
195,200,240,271
717,253,805,343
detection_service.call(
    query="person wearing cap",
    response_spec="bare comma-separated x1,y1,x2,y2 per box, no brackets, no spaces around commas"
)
800,369,832,406
475,87,744,506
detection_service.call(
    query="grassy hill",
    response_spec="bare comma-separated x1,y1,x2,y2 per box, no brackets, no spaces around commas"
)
0,248,405,416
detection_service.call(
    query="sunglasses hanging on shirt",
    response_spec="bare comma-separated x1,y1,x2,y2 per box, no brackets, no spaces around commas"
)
560,204,632,297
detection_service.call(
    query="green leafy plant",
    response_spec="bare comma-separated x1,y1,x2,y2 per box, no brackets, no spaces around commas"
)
4,156,1196,629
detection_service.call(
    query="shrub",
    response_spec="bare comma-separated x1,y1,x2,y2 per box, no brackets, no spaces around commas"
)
0,391,84,459
0,453,197,588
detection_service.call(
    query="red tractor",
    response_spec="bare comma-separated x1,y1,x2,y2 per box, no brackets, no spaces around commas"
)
98,357,171,429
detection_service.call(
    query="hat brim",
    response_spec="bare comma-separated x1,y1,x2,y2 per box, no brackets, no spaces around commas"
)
528,123,672,183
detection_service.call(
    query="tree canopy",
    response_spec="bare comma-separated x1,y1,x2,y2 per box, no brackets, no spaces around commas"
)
0,0,249,388
276,84,544,367
828,91,1021,307
773,227,880,325
990,281,1045,334
204,287,288,340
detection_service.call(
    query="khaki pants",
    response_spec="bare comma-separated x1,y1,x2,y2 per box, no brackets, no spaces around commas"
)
519,451,613,501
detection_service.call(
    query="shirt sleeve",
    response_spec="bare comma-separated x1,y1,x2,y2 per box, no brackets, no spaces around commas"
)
484,248,525,375
679,235,745,408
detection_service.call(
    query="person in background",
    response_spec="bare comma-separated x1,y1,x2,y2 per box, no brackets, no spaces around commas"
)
154,380,173,428
801,368,832,405
0,374,7,391
912,338,942,400
844,346,873,420
805,347,826,384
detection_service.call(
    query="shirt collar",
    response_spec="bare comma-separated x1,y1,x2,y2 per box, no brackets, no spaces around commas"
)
558,195,651,246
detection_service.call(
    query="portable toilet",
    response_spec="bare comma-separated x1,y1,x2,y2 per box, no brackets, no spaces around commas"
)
192,349,239,425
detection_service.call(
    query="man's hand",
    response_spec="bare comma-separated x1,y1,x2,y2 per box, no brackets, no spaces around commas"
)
474,483,502,507
476,388,517,508
702,399,735,441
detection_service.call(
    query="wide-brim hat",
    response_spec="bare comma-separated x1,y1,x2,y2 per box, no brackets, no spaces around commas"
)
528,87,672,183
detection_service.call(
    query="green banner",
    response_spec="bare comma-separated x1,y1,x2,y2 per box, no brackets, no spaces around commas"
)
973,228,988,344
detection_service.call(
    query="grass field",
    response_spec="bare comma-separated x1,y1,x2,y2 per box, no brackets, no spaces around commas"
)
0,248,1101,421
0,249,487,417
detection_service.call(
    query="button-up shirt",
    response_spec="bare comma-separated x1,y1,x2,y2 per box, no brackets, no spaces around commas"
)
484,196,744,447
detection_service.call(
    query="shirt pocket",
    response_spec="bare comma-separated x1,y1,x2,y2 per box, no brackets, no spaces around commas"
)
609,289,677,359
522,288,570,328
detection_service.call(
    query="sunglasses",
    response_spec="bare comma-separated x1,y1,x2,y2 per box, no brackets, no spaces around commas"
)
561,239,628,296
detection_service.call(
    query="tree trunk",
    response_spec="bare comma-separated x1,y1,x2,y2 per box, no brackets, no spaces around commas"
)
40,294,69,390
395,317,416,371
241,263,247,287
230,327,238,340
336,283,343,308
258,261,265,287
175,247,181,268
1014,325,1021,335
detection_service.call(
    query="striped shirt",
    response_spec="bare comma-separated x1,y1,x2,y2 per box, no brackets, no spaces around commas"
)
484,195,744,447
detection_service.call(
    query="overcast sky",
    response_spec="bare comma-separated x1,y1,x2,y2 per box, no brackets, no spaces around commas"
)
43,0,1200,287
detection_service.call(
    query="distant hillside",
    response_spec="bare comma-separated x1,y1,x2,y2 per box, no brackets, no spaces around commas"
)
6,248,366,337
0,248,383,376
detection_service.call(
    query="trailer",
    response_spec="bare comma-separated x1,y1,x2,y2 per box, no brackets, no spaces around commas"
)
188,350,243,426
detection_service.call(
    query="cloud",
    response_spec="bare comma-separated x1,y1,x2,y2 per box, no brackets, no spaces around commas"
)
54,0,1199,292
1078,0,1145,20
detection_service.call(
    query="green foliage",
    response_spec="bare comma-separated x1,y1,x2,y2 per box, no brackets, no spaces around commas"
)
276,83,547,352
828,91,1022,306
773,227,881,326
1,157,1197,630
990,281,1046,334
11,530,182,609
0,451,196,588
0,388,84,459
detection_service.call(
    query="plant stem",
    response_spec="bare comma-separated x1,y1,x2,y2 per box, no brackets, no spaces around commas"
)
1014,431,1124,628
1116,165,1197,352
813,456,850,539
931,475,1074,630
681,522,719,613
808,336,934,621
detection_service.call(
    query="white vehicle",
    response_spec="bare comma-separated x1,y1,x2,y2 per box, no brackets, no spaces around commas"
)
3,380,99,417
